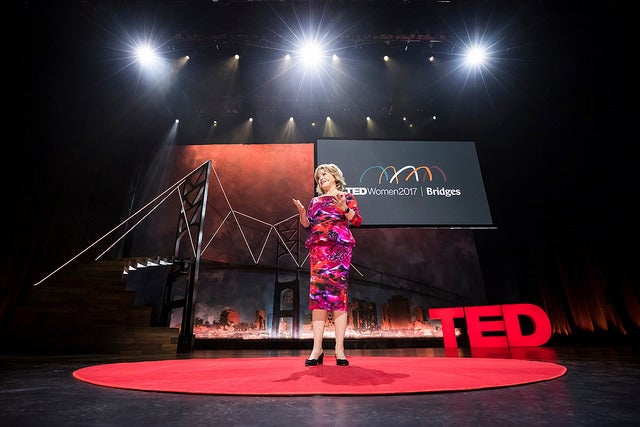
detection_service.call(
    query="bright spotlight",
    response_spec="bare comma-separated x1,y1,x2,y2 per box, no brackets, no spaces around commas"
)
299,41,324,66
134,44,160,67
465,47,488,67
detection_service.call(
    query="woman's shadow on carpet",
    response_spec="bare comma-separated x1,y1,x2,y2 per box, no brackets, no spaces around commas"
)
273,365,409,386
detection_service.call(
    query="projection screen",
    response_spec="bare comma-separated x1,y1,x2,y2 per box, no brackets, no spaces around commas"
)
315,139,494,228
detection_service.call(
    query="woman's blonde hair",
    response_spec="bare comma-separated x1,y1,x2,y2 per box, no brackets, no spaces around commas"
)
314,163,346,195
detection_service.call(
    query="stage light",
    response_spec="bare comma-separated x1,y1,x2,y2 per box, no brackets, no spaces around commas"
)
464,46,487,67
383,55,390,62
298,41,324,66
134,44,159,67
234,54,240,60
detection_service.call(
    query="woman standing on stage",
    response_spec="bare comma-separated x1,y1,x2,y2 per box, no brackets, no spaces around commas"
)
292,163,363,366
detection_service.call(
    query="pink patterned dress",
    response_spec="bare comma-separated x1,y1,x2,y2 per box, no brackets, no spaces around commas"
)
303,194,363,311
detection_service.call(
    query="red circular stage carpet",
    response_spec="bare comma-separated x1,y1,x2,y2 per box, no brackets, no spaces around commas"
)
73,356,567,396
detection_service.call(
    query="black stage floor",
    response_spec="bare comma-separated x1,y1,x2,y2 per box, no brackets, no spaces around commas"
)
1,343,638,426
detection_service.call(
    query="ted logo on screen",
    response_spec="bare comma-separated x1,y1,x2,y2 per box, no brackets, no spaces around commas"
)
346,164,462,198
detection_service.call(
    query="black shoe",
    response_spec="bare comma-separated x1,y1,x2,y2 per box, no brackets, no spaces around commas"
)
336,357,349,366
305,352,324,366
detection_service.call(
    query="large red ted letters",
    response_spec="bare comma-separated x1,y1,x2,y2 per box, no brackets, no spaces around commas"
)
428,303,552,348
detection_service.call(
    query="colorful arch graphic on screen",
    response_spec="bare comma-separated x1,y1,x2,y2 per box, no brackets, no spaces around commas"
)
359,165,447,184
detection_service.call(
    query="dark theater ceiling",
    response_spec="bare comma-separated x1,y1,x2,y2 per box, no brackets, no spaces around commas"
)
57,0,534,143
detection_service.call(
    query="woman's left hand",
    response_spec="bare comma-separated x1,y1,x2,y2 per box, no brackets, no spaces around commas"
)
333,193,348,211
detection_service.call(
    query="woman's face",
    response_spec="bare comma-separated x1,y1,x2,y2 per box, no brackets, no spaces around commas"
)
316,169,335,192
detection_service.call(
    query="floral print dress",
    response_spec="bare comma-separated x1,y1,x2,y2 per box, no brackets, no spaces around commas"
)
303,194,362,311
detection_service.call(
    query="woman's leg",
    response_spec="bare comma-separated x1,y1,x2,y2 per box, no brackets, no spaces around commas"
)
333,310,347,360
309,309,328,359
